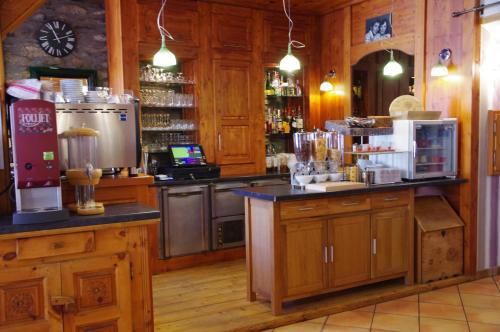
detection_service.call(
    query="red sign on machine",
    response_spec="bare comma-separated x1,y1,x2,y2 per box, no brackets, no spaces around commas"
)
11,100,61,189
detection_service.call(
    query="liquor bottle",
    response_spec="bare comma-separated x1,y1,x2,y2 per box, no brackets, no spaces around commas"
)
265,72,275,96
296,79,302,96
291,107,297,133
296,106,304,131
283,108,291,134
280,75,288,96
271,108,278,134
287,77,295,96
272,71,281,96
276,109,283,133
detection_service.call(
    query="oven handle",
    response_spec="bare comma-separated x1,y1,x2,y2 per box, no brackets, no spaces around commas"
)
214,187,247,193
168,191,203,197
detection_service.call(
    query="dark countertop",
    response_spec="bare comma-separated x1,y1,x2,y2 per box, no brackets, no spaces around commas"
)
233,178,467,202
152,172,290,187
0,203,160,236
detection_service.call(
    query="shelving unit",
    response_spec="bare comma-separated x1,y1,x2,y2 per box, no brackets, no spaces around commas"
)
264,66,306,154
139,63,198,151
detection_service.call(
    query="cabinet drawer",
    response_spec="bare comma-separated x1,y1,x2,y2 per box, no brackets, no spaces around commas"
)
371,190,410,209
17,232,95,260
329,195,371,214
280,199,330,220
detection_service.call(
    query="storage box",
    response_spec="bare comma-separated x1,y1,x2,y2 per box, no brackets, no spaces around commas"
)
415,196,464,283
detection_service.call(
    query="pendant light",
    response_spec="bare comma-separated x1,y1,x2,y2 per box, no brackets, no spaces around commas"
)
153,0,176,68
320,70,336,92
383,50,403,77
279,0,305,72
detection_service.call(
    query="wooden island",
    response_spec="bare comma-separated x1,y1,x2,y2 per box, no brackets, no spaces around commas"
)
235,178,465,315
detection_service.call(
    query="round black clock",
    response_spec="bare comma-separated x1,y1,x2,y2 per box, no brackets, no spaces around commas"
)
36,20,76,57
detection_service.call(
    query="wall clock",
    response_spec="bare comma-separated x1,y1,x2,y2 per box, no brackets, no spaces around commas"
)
36,20,76,57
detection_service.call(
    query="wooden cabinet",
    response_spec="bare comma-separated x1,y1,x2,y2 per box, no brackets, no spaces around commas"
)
0,264,62,332
247,189,414,315
282,220,328,297
61,255,132,332
329,214,371,287
213,59,255,166
371,208,409,279
0,221,156,331
211,5,253,52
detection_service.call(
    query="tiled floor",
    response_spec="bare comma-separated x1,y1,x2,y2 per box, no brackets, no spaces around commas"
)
270,276,500,332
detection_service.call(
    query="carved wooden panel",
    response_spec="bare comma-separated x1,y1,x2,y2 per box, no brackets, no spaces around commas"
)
77,320,118,332
0,264,62,332
76,269,116,310
211,4,253,52
0,279,44,323
62,254,132,332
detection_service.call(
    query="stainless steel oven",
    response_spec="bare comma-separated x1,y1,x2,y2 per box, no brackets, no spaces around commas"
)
210,182,248,249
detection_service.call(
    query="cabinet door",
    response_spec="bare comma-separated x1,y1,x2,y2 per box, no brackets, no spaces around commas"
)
0,264,62,332
212,8,253,51
213,59,253,165
61,254,132,332
282,220,328,297
371,208,409,278
329,214,371,288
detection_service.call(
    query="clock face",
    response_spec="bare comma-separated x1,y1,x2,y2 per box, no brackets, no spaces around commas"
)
36,20,76,57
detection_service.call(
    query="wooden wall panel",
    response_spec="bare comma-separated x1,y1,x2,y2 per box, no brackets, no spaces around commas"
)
0,0,46,39
351,0,416,47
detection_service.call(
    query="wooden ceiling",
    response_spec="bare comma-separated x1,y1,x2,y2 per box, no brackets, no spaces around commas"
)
207,0,356,15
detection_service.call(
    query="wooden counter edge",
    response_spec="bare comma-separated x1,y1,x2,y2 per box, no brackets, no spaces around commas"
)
0,218,159,241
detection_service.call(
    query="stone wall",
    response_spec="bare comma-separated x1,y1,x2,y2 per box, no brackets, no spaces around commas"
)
3,0,108,85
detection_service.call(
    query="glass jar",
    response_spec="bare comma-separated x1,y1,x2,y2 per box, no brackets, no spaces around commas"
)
311,130,327,162
293,132,312,164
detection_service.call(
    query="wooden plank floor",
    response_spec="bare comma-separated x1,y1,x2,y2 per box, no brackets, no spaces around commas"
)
153,259,472,332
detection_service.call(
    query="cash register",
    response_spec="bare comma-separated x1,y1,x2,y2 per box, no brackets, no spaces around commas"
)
149,144,220,180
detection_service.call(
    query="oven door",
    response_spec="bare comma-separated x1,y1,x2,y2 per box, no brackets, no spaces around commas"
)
211,215,245,250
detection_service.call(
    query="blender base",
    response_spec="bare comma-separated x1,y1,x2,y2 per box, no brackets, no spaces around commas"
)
67,202,105,215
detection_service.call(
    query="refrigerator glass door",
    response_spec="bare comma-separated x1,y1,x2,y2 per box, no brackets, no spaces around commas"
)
413,123,456,178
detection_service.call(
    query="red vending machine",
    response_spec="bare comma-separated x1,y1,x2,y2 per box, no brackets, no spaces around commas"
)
10,100,68,224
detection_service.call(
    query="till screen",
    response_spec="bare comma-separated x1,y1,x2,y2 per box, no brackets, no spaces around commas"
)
171,145,206,166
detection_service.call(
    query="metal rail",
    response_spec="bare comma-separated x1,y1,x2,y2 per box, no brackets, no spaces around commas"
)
452,1,500,17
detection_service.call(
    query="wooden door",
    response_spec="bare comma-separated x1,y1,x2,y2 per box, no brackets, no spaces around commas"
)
0,264,62,332
329,214,371,288
213,59,254,165
60,254,132,332
282,220,328,297
371,208,409,278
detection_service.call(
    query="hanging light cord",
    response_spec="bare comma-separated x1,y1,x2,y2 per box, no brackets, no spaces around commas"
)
282,0,305,50
157,0,174,41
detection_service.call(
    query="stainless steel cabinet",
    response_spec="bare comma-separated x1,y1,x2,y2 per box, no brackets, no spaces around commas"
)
160,185,210,258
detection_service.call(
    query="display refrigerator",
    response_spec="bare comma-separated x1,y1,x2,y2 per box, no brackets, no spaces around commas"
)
389,119,458,180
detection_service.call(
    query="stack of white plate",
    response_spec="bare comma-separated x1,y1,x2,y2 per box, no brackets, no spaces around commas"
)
60,79,84,103
85,91,107,103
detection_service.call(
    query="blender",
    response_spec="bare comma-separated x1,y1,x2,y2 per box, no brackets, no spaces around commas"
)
62,126,104,215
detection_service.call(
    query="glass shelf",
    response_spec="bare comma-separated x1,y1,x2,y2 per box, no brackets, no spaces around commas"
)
416,162,446,166
345,150,409,156
142,105,196,109
142,128,197,132
265,95,303,99
416,146,445,150
140,80,195,87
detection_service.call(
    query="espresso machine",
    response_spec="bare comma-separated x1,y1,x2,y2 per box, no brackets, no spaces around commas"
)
10,100,69,224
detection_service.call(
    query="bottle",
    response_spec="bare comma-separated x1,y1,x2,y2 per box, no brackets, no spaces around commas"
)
287,77,295,96
296,79,302,96
283,108,291,134
296,106,304,131
272,71,281,96
276,109,283,133
280,75,287,96
291,107,297,133
265,72,275,96
271,109,278,134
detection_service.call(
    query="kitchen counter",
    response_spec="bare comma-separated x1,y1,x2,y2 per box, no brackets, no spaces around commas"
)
152,172,290,186
0,202,160,237
234,178,466,201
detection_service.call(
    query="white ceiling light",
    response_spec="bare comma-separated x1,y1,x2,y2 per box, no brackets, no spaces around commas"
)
153,0,177,68
320,70,336,92
279,0,305,72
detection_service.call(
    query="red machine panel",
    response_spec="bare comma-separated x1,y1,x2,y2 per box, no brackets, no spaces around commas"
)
11,100,61,189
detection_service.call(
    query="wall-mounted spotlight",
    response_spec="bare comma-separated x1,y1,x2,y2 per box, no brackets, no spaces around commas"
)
320,70,336,92
431,48,452,77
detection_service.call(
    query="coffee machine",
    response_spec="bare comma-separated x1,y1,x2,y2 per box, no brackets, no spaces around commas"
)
10,100,69,224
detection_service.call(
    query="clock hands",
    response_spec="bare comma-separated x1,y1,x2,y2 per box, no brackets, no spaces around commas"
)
48,25,61,43
53,35,74,41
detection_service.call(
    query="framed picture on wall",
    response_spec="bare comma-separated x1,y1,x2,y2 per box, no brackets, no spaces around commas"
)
365,13,392,43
